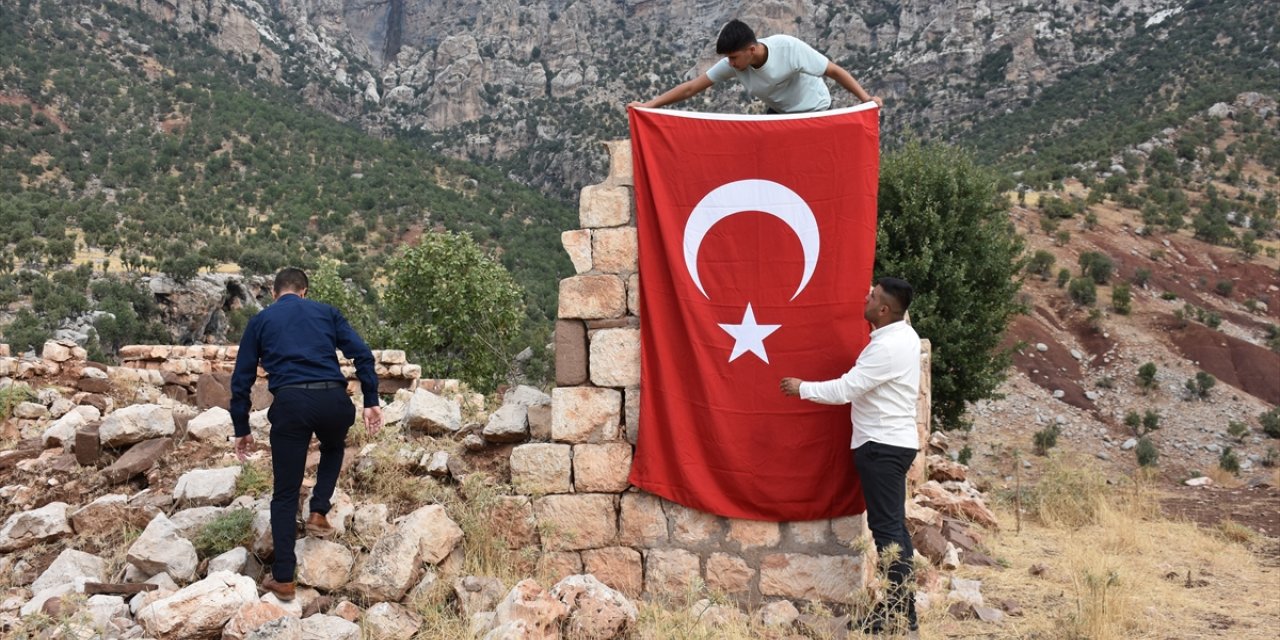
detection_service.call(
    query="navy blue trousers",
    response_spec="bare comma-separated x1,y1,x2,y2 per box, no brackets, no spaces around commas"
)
266,387,355,582
854,440,919,624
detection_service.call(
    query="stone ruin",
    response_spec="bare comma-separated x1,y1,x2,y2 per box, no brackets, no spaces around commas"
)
0,141,994,638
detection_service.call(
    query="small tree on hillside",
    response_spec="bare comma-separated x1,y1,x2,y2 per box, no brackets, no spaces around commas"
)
875,142,1026,430
1137,362,1157,391
383,231,526,393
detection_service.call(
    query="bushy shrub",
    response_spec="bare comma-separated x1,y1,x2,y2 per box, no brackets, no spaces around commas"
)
1033,424,1061,456
1069,277,1097,305
1135,437,1158,467
1137,362,1157,391
1260,408,1280,439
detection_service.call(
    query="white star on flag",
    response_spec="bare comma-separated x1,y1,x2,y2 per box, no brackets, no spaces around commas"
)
718,303,782,364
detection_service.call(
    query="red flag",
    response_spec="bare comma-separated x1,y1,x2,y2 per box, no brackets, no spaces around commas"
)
628,105,880,522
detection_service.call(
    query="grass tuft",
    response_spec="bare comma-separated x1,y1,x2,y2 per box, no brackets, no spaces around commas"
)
192,508,255,558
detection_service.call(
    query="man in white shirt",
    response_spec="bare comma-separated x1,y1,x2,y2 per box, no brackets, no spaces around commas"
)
629,19,882,113
781,277,920,635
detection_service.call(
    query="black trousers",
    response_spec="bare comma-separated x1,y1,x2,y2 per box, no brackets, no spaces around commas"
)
854,440,918,623
266,387,355,582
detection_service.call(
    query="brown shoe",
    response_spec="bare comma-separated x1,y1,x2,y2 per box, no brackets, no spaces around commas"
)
262,575,295,600
304,512,335,538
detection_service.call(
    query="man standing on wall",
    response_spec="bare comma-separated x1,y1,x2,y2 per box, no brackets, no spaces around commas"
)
231,267,382,600
780,277,920,635
629,19,882,113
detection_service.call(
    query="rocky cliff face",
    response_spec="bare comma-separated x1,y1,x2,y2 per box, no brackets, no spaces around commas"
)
106,0,1179,192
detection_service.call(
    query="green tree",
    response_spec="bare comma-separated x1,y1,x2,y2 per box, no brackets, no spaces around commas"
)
383,232,526,392
1135,437,1158,467
875,142,1025,430
1068,277,1097,306
1026,250,1056,279
307,260,386,349
1112,282,1132,315
1137,362,1157,391
3,309,50,355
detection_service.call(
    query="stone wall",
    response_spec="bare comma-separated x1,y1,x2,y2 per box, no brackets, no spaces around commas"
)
516,140,933,605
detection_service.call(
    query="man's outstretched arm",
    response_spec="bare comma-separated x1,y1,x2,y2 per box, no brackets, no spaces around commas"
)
824,62,882,108
629,74,714,110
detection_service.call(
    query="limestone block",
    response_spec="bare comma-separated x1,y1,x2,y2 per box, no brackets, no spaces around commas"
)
32,549,106,594
592,228,637,276
126,513,199,581
832,514,868,547
173,466,242,507
380,350,407,364
221,601,292,640
534,494,617,551
295,538,355,592
789,520,830,545
528,404,552,441
558,275,626,320
626,273,639,317
759,554,863,604
728,519,781,550
551,573,638,638
536,552,583,586
643,549,700,597
490,496,538,549
618,492,667,547
99,404,176,447
364,602,422,640
170,506,227,540
579,184,632,228
555,320,588,386
623,388,640,445
706,553,753,595
0,501,71,552
489,579,569,639
404,388,462,435
668,501,723,545
482,403,529,443
510,444,571,495
102,437,173,483
301,614,360,640
454,576,506,618
135,571,257,637
186,407,232,443
602,140,633,186
562,229,592,274
42,410,85,450
14,401,47,420
588,328,640,388
580,547,643,598
42,340,74,362
572,443,633,493
207,547,262,579
551,387,620,443
758,599,801,627
347,505,462,602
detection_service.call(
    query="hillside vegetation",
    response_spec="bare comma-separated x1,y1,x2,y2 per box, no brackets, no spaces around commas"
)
0,1,573,361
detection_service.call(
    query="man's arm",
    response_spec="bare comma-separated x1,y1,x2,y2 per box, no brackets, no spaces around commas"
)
780,340,897,405
333,310,379,409
629,74,714,110
229,317,261,438
823,62,882,108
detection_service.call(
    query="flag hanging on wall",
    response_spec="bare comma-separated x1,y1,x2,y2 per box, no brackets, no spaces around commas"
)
628,104,880,522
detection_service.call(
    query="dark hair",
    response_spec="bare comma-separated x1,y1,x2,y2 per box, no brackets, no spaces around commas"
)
877,277,914,315
274,267,309,294
716,19,756,54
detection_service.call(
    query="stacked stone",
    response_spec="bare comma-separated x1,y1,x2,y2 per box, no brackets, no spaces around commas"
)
116,346,422,393
0,340,83,380
513,141,876,607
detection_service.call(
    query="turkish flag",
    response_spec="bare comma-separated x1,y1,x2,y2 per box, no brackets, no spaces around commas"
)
628,104,880,522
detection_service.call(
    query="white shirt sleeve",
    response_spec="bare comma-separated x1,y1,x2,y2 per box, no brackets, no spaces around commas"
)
706,58,734,84
798,339,898,405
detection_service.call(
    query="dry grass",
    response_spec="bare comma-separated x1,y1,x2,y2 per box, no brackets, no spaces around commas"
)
928,454,1280,639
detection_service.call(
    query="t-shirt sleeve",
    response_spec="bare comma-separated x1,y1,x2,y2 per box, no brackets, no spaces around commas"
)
706,58,734,83
786,36,829,76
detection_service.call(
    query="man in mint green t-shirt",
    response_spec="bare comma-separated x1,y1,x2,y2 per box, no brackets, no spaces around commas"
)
630,19,881,114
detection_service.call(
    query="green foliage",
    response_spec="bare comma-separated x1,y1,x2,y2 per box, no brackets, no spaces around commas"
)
1133,268,1151,287
1214,279,1234,297
1056,268,1071,288
957,445,973,466
1218,447,1240,475
2,308,50,355
383,232,526,392
874,142,1025,430
1135,437,1158,467
235,461,272,496
1226,420,1249,442
307,261,386,348
1124,410,1141,432
0,385,36,420
1033,424,1061,456
192,508,254,558
1184,371,1215,401
1142,410,1160,434
1026,250,1056,278
1068,277,1097,306
1260,408,1280,439
1111,282,1131,315
1137,362,1157,391
1077,251,1114,284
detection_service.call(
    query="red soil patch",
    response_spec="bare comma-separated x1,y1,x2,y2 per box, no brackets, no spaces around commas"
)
1006,315,1091,412
1161,484,1280,541
0,94,71,133
1163,319,1280,405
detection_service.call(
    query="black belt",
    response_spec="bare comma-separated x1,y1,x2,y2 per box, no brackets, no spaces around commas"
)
278,381,344,391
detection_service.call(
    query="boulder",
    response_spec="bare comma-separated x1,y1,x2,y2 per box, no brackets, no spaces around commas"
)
403,388,462,434
0,502,71,552
31,549,107,593
300,614,360,640
102,437,174,483
186,406,233,443
173,466,242,506
485,579,568,640
551,574,637,639
482,403,529,443
295,538,355,592
126,514,199,582
363,602,423,640
208,546,263,580
136,571,258,638
221,600,294,640
454,576,506,617
347,505,462,602
42,410,86,450
99,404,175,447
